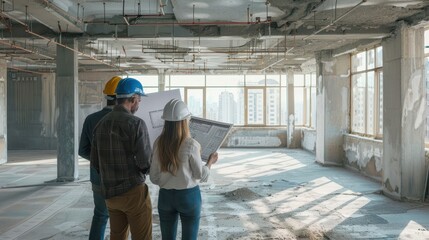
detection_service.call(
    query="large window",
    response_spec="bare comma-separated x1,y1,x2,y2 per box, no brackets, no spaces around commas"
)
296,73,317,128
294,74,305,126
351,46,383,137
166,74,288,126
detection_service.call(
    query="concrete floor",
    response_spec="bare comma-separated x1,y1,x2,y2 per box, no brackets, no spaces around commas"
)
0,149,428,240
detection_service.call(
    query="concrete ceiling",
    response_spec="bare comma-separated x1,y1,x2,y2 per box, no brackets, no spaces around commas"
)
0,0,428,74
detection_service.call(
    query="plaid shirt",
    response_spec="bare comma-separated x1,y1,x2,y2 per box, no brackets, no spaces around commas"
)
90,105,152,199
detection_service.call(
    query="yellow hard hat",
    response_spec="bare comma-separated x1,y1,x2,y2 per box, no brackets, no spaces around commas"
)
103,76,122,95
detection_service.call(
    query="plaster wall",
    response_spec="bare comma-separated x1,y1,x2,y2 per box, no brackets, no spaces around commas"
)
343,134,383,181
5,70,105,151
382,25,426,200
222,127,288,148
301,128,316,153
78,72,121,138
7,72,57,150
316,51,350,165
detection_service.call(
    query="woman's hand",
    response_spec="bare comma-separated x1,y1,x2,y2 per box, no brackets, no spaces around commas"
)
206,152,218,169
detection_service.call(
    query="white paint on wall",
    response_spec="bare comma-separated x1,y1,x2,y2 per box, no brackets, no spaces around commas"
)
374,147,383,172
322,60,336,73
414,95,425,130
401,69,422,127
340,69,351,78
301,58,316,73
287,114,295,145
317,75,323,95
341,87,348,128
227,137,282,147
301,129,316,152
343,135,383,173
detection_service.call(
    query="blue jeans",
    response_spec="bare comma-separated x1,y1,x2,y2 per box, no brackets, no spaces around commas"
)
158,186,202,240
89,167,109,240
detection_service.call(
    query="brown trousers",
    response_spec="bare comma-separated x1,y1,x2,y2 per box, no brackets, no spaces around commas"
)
106,184,152,240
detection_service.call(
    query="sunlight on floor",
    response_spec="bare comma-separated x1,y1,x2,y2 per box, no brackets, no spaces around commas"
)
399,220,429,239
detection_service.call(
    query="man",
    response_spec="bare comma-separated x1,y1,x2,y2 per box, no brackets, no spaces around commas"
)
90,77,152,240
79,76,121,240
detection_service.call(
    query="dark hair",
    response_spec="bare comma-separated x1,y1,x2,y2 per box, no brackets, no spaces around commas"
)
106,96,116,106
117,96,135,105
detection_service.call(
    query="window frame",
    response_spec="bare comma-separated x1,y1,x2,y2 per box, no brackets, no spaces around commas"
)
184,87,206,118
245,86,266,126
167,74,288,127
350,46,383,138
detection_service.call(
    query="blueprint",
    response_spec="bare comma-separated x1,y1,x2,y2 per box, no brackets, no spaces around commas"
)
189,117,233,162
135,89,182,148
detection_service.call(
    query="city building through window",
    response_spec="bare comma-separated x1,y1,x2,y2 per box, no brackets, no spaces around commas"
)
351,46,383,137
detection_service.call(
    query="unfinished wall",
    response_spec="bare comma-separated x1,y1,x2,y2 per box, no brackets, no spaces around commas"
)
301,128,316,153
78,72,122,137
382,24,426,200
222,127,288,147
343,134,383,181
5,70,118,151
7,72,57,150
315,51,350,166
0,60,6,164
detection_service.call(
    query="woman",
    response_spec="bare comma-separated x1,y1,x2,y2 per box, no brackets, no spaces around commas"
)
150,98,218,240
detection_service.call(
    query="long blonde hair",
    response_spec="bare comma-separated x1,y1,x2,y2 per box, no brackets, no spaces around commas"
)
157,120,190,175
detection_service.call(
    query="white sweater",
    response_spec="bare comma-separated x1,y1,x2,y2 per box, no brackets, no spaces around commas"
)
150,137,210,190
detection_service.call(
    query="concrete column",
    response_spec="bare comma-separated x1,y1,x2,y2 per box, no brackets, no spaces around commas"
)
315,50,350,165
41,73,56,149
382,24,426,201
0,60,6,164
158,70,165,91
286,70,296,148
56,38,79,181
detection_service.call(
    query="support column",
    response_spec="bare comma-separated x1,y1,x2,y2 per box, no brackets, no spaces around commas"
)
56,38,79,181
158,69,165,91
0,60,6,164
286,70,296,148
315,50,350,165
41,73,56,149
382,24,426,201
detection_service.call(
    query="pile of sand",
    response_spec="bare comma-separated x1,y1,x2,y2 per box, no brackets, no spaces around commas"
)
223,187,262,201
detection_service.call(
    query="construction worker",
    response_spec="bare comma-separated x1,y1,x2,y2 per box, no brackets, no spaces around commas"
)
91,77,152,240
150,99,218,240
78,76,122,240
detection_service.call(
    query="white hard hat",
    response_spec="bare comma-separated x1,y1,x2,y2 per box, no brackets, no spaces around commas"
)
162,99,192,121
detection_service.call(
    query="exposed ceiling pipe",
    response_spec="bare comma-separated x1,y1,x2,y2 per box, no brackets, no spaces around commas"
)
260,58,285,72
0,11,28,27
25,29,122,70
166,66,298,72
122,0,167,25
129,50,289,55
39,0,83,24
112,20,272,26
0,6,117,70
8,66,44,74
303,0,367,40
0,40,54,60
